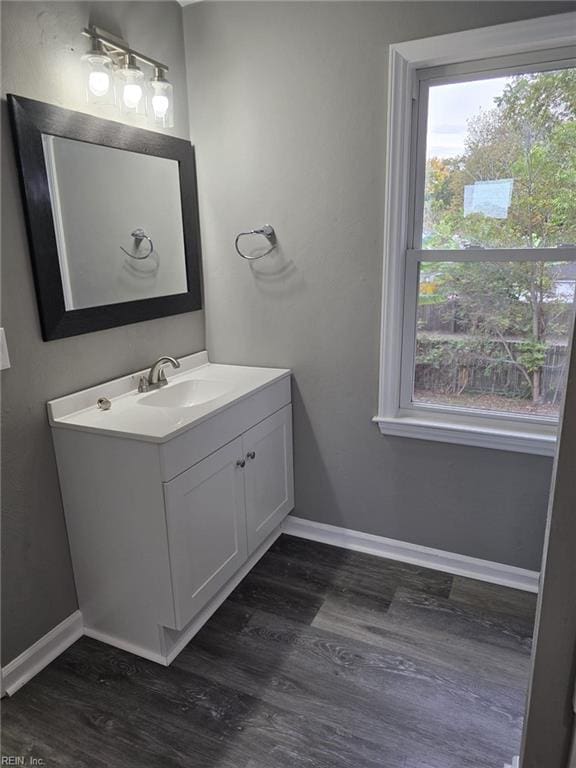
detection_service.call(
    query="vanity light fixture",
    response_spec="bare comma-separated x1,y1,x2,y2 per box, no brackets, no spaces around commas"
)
81,27,173,127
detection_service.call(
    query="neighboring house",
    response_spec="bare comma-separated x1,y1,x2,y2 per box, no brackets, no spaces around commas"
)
550,261,576,302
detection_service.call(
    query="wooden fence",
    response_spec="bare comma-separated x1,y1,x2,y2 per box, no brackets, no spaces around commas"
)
415,337,568,404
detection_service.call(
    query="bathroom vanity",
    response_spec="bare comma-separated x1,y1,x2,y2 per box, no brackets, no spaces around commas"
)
48,352,293,664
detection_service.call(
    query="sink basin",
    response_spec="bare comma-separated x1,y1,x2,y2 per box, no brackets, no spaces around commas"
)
138,379,231,409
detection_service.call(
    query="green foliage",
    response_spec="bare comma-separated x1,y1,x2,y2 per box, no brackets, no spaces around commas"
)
517,340,547,374
496,69,576,134
415,336,535,399
417,336,501,369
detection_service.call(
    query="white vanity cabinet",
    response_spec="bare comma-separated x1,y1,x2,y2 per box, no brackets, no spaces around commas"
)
48,353,294,665
164,406,293,631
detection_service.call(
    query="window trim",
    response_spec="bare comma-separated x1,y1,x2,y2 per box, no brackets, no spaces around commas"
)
375,11,576,456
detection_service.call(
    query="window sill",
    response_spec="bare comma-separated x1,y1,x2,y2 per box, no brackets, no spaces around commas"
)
373,413,557,456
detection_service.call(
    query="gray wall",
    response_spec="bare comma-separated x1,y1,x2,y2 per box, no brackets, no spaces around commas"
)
184,2,574,572
1,1,204,665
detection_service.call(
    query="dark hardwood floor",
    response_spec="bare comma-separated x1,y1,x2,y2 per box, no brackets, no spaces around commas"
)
1,535,536,768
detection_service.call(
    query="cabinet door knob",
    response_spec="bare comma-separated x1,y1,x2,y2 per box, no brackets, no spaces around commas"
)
247,451,256,460
236,459,246,468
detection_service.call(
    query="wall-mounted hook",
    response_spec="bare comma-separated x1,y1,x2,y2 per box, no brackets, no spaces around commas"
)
235,225,277,261
120,228,154,260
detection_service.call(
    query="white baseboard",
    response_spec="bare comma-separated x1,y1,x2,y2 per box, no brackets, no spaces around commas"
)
283,516,539,593
1,610,83,696
82,627,168,667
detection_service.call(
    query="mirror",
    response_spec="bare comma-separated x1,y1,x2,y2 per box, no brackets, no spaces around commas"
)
8,95,202,340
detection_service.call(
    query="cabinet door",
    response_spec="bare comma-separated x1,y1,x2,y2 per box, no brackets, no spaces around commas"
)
243,405,294,553
163,437,248,629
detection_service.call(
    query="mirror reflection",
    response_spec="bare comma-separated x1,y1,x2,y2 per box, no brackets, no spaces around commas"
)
42,135,188,310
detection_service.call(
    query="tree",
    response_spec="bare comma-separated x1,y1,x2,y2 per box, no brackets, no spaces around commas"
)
434,261,566,402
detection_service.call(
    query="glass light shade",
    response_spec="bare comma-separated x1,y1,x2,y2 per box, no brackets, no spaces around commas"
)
117,60,146,119
81,52,115,107
149,77,174,128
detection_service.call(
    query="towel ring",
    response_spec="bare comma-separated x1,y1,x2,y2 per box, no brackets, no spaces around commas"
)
120,228,154,260
235,225,277,261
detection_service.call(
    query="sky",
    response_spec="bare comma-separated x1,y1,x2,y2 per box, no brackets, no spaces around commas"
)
426,76,511,159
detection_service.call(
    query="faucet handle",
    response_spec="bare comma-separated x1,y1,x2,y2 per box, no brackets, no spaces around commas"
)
138,376,150,393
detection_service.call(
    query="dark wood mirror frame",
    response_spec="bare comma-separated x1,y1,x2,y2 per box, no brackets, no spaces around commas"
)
8,94,203,341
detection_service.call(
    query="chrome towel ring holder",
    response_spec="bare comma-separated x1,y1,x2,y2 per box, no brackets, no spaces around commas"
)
120,228,154,260
235,225,277,260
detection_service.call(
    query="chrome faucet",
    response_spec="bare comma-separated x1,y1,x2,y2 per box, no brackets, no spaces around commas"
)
138,356,181,392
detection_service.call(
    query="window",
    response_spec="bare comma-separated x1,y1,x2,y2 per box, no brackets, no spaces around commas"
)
376,14,576,455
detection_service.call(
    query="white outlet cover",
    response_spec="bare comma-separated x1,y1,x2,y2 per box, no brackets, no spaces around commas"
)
0,328,11,370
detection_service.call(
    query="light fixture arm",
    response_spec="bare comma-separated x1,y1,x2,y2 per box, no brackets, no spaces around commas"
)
81,26,169,73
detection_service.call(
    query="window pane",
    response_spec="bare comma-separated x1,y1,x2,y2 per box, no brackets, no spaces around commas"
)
422,68,576,250
414,261,576,418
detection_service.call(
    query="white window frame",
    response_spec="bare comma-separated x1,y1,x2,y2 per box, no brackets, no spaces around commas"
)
375,12,576,456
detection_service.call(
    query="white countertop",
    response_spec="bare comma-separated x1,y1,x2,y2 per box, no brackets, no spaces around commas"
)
47,352,291,443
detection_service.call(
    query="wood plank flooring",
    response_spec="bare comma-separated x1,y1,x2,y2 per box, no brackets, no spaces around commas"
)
1,535,536,768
